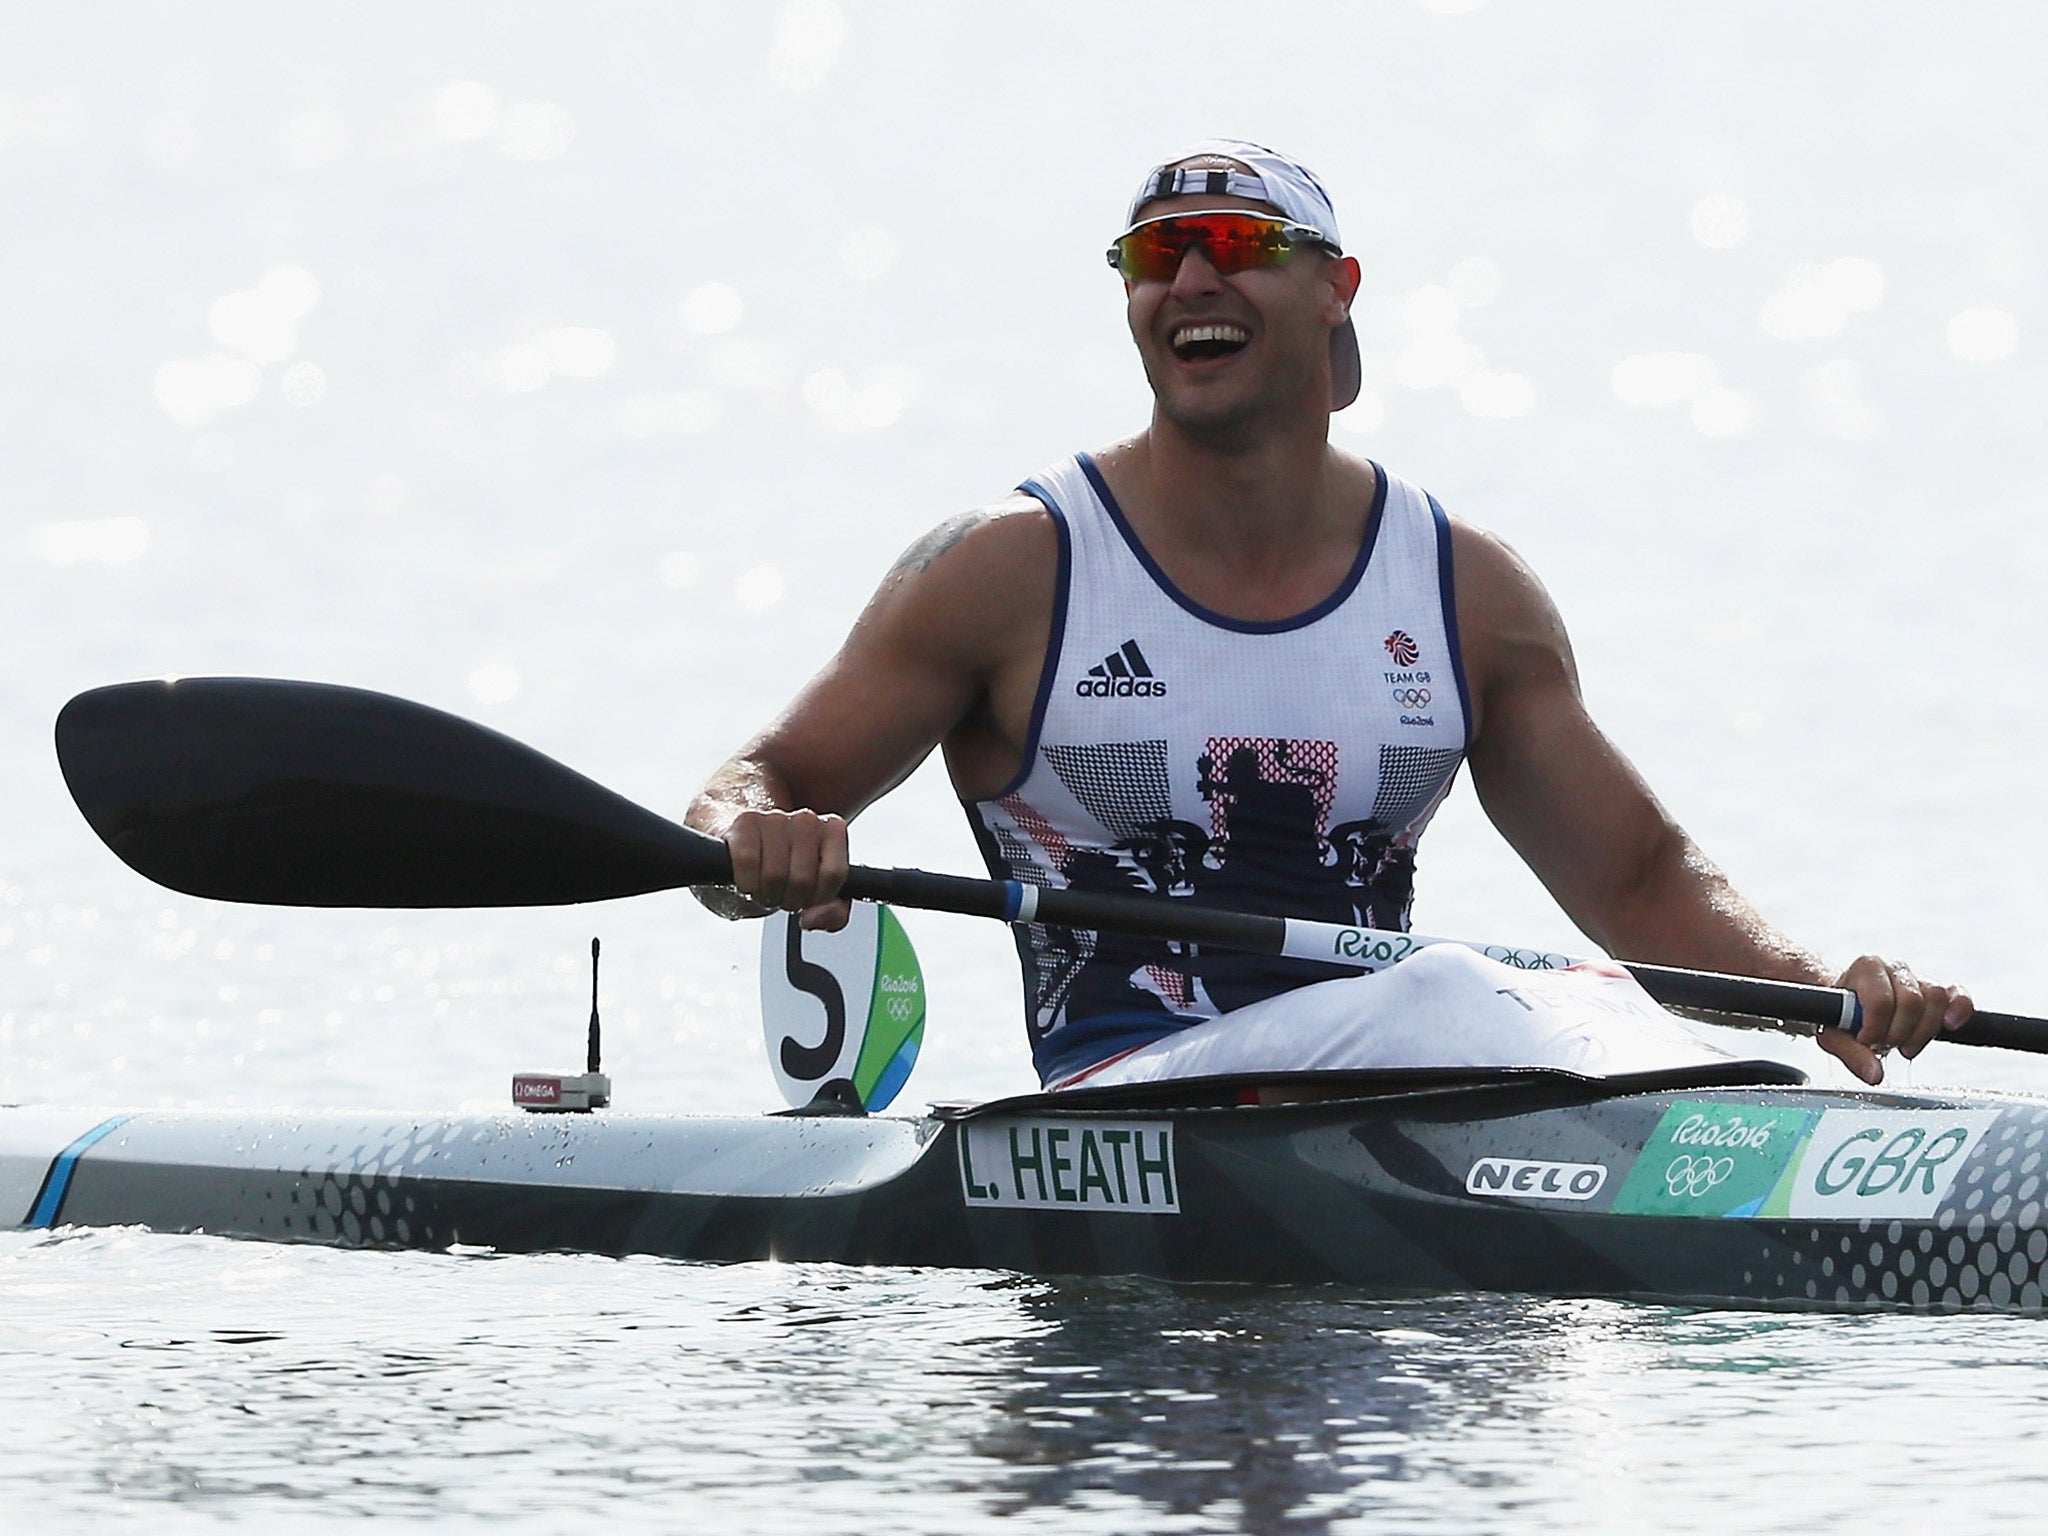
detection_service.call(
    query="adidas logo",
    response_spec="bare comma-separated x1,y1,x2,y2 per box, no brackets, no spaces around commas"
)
1076,639,1167,698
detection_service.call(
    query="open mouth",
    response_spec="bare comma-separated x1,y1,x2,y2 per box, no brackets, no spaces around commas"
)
1170,322,1251,362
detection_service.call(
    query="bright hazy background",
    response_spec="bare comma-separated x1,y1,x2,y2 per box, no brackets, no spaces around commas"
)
4,1,2044,1112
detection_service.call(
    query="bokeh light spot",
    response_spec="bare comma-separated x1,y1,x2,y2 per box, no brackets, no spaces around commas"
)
733,564,787,610
467,664,522,704
153,355,262,427
32,518,150,566
433,81,499,142
679,284,745,335
1947,308,2018,362
769,0,846,91
1759,259,1884,340
802,365,917,431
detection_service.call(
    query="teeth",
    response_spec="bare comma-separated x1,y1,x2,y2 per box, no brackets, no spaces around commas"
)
1173,323,1250,348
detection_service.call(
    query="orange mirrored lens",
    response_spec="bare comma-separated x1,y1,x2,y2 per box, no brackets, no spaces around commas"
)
1111,213,1300,281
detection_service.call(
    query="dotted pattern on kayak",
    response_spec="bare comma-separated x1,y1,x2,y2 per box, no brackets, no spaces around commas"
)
1762,1116,2048,1311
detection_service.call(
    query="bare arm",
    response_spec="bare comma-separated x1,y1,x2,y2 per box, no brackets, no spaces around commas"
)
685,498,1057,926
1452,520,1968,1082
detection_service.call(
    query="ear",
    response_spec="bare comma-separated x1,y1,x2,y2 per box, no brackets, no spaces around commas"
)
1328,255,1362,321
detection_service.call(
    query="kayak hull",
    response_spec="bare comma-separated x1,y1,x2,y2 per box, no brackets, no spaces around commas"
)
8,1068,2047,1313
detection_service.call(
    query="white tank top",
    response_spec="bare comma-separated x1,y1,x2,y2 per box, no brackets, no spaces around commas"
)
966,451,1471,1086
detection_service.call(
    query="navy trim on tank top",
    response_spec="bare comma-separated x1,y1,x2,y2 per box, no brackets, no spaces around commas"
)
990,478,1075,801
1074,451,1389,636
1428,493,1475,751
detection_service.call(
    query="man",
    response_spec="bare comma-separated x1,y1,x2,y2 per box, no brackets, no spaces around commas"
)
687,138,1970,1089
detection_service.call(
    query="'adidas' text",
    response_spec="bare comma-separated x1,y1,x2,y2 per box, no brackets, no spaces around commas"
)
1077,639,1167,699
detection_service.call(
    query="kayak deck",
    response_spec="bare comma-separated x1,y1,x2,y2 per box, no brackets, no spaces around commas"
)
7,1065,2048,1314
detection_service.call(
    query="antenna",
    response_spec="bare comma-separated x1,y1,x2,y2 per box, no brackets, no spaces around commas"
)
587,936,602,1074
510,934,613,1113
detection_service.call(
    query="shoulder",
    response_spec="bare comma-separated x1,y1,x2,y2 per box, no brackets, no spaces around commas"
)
885,492,1056,574
855,493,1060,670
1441,514,1580,737
1442,516,1565,636
875,493,1060,608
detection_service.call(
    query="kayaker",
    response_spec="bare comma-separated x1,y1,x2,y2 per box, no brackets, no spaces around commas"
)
686,137,1971,1089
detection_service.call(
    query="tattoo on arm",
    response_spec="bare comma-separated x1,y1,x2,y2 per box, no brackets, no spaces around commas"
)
885,512,989,583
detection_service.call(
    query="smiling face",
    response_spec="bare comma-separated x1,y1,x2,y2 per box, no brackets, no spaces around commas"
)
1121,184,1359,447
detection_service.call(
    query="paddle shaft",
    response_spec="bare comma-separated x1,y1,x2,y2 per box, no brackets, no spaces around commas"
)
840,862,1800,1029
841,861,2048,1050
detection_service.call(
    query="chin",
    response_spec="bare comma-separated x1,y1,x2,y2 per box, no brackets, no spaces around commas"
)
1145,358,1322,446
1158,395,1264,448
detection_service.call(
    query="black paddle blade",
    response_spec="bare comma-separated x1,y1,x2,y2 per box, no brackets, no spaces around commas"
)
55,678,733,907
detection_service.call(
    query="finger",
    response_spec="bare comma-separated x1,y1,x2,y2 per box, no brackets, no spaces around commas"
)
783,810,853,910
1879,964,1927,1054
749,813,794,909
1839,954,1896,1054
799,897,854,933
1817,1024,1885,1086
1898,982,1951,1060
817,814,851,906
781,810,825,909
725,811,768,901
1944,986,1975,1031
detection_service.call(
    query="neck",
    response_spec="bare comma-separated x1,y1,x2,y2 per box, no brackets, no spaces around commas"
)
1146,404,1338,538
1095,412,1377,620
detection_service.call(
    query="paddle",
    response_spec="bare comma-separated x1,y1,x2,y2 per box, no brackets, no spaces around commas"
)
55,676,2048,1054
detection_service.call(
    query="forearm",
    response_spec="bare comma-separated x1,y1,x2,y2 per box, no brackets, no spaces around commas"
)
684,754,795,920
1592,828,1829,986
687,753,795,836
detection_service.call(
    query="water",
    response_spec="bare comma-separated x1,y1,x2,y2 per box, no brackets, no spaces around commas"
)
11,1235,2048,1533
5,2,2048,1528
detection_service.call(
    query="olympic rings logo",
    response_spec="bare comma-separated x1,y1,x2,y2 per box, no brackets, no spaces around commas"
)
1663,1153,1735,1198
1391,687,1432,708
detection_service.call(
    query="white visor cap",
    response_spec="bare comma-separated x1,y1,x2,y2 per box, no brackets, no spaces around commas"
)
1125,137,1359,412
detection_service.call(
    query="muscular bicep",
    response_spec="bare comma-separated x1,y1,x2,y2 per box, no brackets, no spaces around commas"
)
1455,524,1687,954
698,503,1056,823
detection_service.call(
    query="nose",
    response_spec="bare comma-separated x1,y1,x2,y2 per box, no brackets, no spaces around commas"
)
1166,242,1226,297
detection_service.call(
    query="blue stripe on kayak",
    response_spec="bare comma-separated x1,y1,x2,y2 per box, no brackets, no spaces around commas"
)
26,1114,133,1228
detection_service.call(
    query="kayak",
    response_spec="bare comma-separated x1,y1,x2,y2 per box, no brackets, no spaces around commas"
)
10,1060,2048,1314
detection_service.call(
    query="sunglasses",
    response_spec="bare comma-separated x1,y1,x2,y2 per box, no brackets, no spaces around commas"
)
1106,210,1337,282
